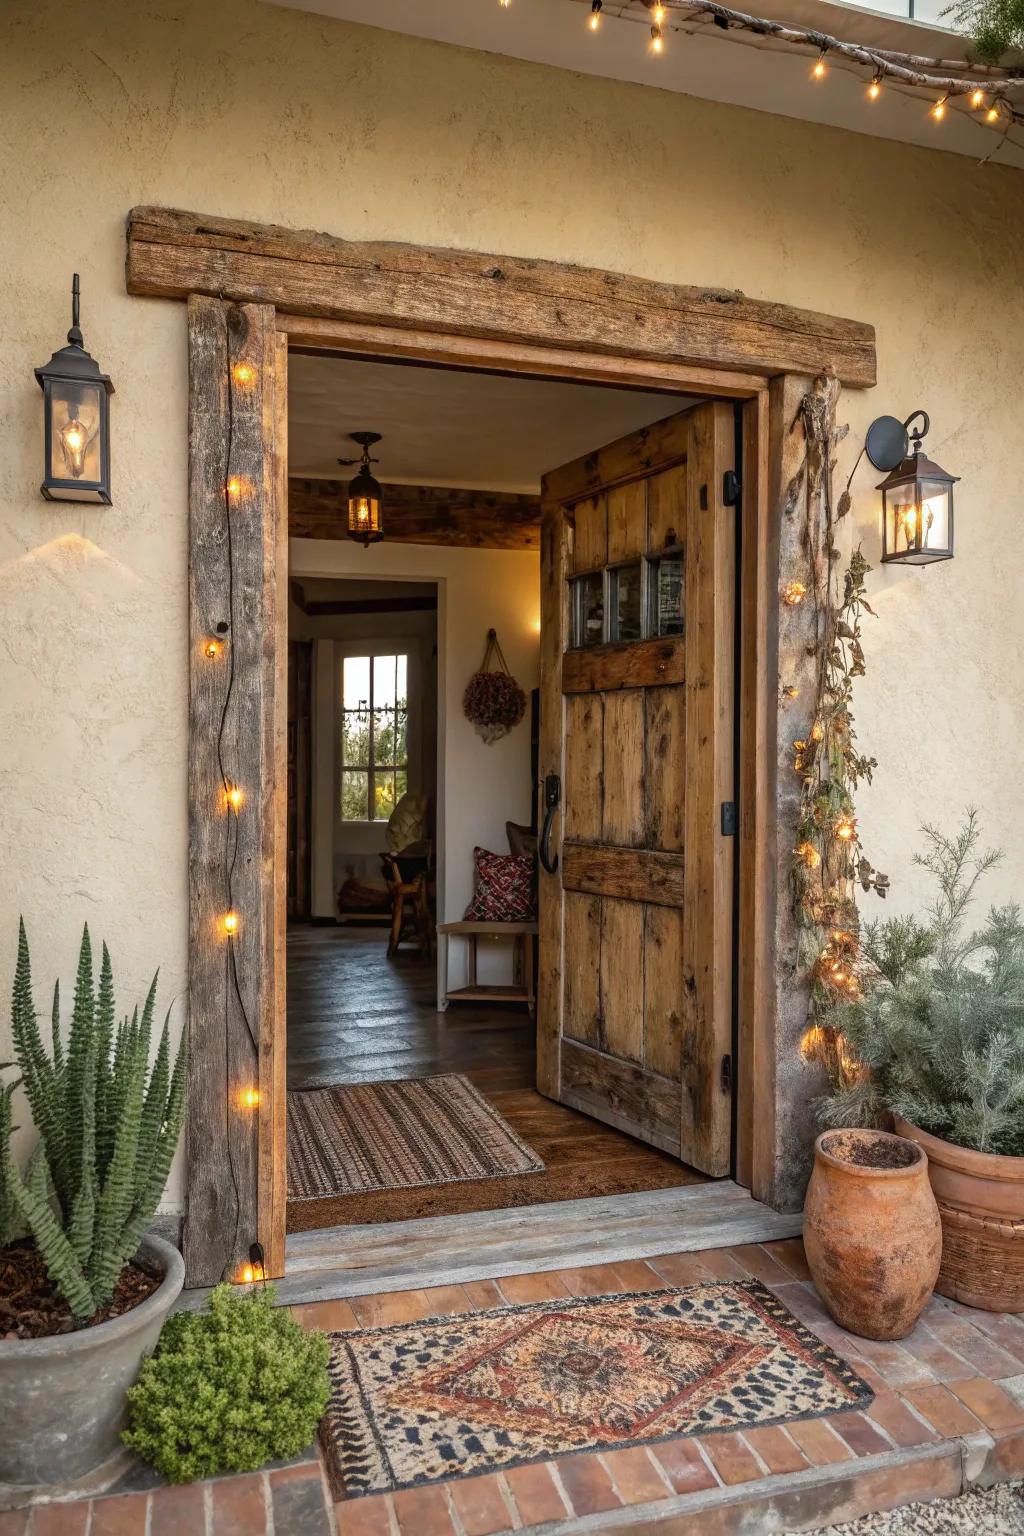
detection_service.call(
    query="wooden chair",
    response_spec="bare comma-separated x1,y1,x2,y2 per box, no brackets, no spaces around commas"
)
382,846,433,958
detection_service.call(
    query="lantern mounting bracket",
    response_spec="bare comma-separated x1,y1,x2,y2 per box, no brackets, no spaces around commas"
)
338,429,382,468
865,409,930,473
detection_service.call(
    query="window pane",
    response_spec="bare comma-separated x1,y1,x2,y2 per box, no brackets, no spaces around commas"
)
370,654,408,770
612,563,642,642
373,772,397,822
571,572,604,648
394,768,408,804
654,555,685,636
341,656,371,768
341,770,368,822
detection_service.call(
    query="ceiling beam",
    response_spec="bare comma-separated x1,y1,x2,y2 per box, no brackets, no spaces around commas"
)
289,478,541,550
126,206,876,388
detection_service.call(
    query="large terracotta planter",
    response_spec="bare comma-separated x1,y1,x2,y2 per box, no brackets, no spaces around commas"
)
804,1129,941,1341
894,1116,1024,1313
0,1236,184,1502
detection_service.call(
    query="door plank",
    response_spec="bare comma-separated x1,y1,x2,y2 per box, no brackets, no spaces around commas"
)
537,501,570,1100
563,694,603,843
644,905,685,1080
648,461,688,553
562,844,686,907
570,493,607,574
563,892,603,1048
562,637,684,694
599,899,645,1064
680,402,737,1177
644,686,686,852
607,480,647,566
560,1040,682,1156
601,691,645,848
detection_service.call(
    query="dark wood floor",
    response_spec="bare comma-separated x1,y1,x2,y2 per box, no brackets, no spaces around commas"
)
285,924,705,1232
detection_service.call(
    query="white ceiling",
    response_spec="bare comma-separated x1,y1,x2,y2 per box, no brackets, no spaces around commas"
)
288,352,690,492
264,0,1024,169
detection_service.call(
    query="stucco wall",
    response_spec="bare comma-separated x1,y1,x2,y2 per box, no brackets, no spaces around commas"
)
2,0,1022,1212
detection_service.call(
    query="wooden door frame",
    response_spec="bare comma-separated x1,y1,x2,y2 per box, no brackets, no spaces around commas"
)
139,207,875,1283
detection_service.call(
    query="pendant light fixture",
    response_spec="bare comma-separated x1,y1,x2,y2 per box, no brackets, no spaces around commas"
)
35,274,114,504
339,431,384,546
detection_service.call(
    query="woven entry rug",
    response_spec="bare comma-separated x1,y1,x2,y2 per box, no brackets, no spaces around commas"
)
321,1281,873,1498
287,1074,545,1201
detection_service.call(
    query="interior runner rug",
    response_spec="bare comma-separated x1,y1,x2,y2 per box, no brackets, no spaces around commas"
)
320,1281,874,1497
286,1074,544,1201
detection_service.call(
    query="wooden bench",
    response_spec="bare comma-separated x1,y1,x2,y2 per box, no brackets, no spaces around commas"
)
436,920,538,1013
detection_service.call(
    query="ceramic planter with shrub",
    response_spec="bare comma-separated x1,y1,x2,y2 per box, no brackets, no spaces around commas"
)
804,1129,941,1340
817,813,1024,1317
0,923,186,1497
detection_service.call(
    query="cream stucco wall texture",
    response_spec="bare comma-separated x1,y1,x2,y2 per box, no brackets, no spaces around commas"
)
2,0,1023,1212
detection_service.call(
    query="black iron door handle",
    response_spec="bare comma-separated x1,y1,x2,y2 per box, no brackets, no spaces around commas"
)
539,773,561,875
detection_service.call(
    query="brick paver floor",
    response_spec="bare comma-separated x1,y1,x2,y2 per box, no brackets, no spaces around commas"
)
4,1240,1024,1535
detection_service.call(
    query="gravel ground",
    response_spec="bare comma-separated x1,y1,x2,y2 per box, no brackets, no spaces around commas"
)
798,1483,1024,1534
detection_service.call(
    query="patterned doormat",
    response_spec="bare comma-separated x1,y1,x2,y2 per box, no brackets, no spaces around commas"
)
321,1281,873,1497
287,1074,544,1201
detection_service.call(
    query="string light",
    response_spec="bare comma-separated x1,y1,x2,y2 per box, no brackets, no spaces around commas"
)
223,910,240,936
810,720,825,743
241,1087,261,1109
226,784,244,812
987,102,1003,123
589,0,602,29
231,362,255,387
499,0,511,8
650,24,665,53
650,1,667,21
931,95,948,121
204,640,220,659
226,475,242,499
971,88,985,109
812,51,827,81
867,71,883,101
782,581,807,607
796,841,822,870
834,813,857,842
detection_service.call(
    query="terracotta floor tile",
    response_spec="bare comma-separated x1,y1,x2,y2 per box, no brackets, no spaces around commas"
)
845,1359,891,1396
461,1279,505,1311
292,1298,361,1333
211,1473,269,1536
941,1331,1024,1381
270,1465,332,1534
649,1252,724,1286
651,1437,719,1494
685,1248,750,1281
900,1325,980,1381
740,1425,809,1474
392,1483,454,1536
787,1417,856,1466
867,1392,939,1447
699,1431,764,1485
902,1383,986,1437
556,1453,622,1515
557,1262,630,1297
88,1493,150,1536
22,1508,89,1536
727,1244,794,1286
986,1429,1024,1480
150,1481,206,1536
503,1463,568,1525
0,1513,28,1536
948,1377,1024,1431
334,1493,395,1536
963,1311,1024,1363
447,1472,513,1536
762,1239,812,1280
827,1410,893,1458
612,1259,668,1291
417,1285,476,1318
497,1271,571,1304
349,1290,437,1328
839,1338,937,1389
601,1445,672,1503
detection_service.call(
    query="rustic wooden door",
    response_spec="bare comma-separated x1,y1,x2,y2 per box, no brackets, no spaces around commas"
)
537,401,737,1178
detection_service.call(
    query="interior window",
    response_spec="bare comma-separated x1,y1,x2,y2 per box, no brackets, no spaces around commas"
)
340,653,409,822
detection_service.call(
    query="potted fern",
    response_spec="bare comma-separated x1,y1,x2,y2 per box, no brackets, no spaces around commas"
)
0,921,186,1494
820,813,1024,1312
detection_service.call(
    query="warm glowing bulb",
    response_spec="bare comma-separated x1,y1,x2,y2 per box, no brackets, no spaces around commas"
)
588,3,602,29
971,89,985,109
800,1024,827,1062
650,25,664,53
226,476,242,498
987,104,1001,123
59,417,88,478
796,841,822,870
242,1087,260,1109
226,785,244,811
811,720,824,742
499,0,510,7
782,581,807,607
356,498,370,523
835,816,856,842
651,2,666,21
241,1265,254,1284
223,911,240,936
232,362,255,386
205,640,220,659
868,79,881,101
812,54,827,81
931,97,947,121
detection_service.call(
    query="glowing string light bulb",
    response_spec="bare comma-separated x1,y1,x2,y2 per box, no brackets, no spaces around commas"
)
205,640,220,659
241,1087,261,1109
812,51,827,81
226,784,244,812
867,72,883,101
651,1,667,21
970,88,985,109
782,580,807,607
226,475,242,499
931,95,948,121
650,24,665,53
589,0,602,29
223,910,240,936
835,814,857,843
232,362,255,387
987,102,1002,123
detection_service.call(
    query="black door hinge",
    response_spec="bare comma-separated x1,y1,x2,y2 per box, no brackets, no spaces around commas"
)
721,1054,733,1094
720,801,738,837
722,470,742,507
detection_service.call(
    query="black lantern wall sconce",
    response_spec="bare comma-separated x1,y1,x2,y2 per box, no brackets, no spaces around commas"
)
866,411,958,566
35,275,114,505
339,430,385,546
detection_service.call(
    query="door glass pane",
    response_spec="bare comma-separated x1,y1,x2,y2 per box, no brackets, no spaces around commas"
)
341,770,369,821
653,555,685,636
571,572,604,648
611,563,642,642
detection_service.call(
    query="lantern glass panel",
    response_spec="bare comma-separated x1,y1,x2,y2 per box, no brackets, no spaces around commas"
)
46,379,106,499
347,490,382,540
885,477,952,563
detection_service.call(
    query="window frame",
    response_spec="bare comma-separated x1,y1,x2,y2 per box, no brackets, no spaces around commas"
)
339,650,411,825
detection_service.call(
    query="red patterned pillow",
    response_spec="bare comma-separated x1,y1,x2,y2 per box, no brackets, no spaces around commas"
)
464,847,536,922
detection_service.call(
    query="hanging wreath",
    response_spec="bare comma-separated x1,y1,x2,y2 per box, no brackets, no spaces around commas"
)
463,628,527,745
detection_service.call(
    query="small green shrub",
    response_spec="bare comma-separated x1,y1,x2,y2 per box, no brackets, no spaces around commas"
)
124,1283,331,1482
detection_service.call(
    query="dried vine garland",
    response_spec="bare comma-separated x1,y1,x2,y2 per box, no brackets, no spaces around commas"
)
782,376,889,1074
463,628,527,744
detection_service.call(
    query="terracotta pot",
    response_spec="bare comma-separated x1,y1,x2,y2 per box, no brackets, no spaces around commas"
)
894,1116,1024,1313
804,1129,941,1341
